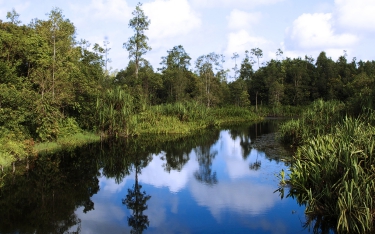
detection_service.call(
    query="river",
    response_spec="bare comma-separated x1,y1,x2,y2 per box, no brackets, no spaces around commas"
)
0,121,313,234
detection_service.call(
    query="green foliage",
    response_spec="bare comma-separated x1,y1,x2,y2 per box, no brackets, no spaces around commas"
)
0,128,34,170
279,99,346,146
58,117,82,138
287,116,375,233
96,86,136,136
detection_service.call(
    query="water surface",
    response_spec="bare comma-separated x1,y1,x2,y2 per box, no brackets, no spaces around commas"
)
0,121,310,234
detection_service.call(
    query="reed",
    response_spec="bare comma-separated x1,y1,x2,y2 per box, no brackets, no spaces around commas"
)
278,99,346,146
286,116,375,233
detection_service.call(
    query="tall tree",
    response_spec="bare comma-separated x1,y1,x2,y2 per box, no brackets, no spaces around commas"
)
231,52,239,79
239,50,254,81
251,47,263,68
103,37,111,75
123,2,151,81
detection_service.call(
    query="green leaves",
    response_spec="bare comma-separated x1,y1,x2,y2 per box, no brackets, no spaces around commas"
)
96,86,136,137
284,110,375,233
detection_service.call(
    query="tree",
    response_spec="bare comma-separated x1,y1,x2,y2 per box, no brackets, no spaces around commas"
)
103,37,111,75
6,9,21,25
315,51,338,100
239,50,254,81
276,48,283,61
251,47,263,68
195,53,226,107
123,2,151,81
231,52,239,79
159,45,191,102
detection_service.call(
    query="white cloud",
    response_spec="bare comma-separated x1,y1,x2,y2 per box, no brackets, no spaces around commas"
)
335,0,375,32
70,0,131,23
227,9,261,30
225,30,270,56
285,13,358,51
192,0,284,8
143,0,201,42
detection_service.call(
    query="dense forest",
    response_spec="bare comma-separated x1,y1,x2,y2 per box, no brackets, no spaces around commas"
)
1,5,375,168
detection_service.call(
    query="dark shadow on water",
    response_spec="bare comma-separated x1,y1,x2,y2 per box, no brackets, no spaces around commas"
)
0,121,335,233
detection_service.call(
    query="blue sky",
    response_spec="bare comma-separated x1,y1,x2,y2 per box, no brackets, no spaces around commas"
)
1,0,374,77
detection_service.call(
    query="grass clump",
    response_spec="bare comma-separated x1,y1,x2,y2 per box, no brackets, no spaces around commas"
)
280,101,375,233
278,99,346,146
136,102,263,135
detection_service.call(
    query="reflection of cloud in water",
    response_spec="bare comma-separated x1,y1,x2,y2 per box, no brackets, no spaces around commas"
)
138,152,199,193
216,131,264,179
145,194,167,227
189,179,279,220
145,192,192,234
99,175,128,193
72,203,129,234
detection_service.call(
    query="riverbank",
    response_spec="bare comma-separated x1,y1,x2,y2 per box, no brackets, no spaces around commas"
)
34,132,100,154
33,106,264,154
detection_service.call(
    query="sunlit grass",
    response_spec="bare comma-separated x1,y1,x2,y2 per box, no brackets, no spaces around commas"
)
34,132,100,154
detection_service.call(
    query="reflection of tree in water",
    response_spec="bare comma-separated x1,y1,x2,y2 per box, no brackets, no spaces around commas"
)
229,125,253,160
162,144,190,173
161,130,220,173
123,162,151,234
194,145,218,185
229,122,293,163
249,152,261,171
0,146,100,234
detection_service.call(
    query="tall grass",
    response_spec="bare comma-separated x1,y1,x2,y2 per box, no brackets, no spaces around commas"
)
136,102,263,134
279,99,346,146
280,101,375,233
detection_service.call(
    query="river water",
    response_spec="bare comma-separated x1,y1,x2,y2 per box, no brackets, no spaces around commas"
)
0,121,312,234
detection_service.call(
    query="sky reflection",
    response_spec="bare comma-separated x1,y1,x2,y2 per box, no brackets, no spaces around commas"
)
71,125,308,233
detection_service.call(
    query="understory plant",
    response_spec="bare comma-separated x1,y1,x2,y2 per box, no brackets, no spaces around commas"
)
278,99,346,146
286,115,375,233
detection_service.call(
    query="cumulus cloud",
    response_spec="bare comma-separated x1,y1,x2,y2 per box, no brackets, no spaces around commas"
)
225,30,270,56
285,13,358,51
335,0,375,32
69,0,131,28
143,0,201,41
191,0,284,8
227,9,261,30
